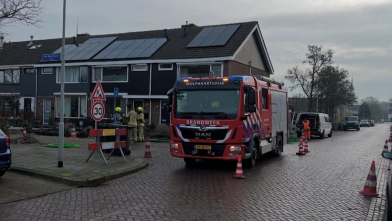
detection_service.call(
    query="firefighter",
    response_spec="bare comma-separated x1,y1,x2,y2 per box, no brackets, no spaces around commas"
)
303,117,311,140
127,107,138,143
113,107,123,124
137,107,145,142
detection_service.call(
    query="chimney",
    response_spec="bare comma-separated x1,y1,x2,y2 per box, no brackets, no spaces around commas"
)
181,21,197,28
164,29,170,40
183,27,187,38
0,35,4,50
76,33,89,37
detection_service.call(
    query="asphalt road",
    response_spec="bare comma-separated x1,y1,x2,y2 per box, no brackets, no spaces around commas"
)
0,123,390,221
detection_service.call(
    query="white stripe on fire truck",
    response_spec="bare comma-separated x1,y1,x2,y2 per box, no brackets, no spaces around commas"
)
216,130,232,143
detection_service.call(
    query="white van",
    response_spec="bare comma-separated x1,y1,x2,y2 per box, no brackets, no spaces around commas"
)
295,112,333,139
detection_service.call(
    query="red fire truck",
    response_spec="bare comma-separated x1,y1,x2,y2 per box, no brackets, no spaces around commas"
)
167,75,288,167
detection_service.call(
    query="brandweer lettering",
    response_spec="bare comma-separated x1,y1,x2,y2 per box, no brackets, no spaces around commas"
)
186,120,220,125
185,82,224,86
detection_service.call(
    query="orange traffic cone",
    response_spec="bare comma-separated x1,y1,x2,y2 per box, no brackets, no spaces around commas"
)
23,127,27,136
233,156,245,179
304,138,309,153
359,161,379,197
70,125,77,139
389,131,392,143
382,140,389,155
143,137,152,158
296,135,305,155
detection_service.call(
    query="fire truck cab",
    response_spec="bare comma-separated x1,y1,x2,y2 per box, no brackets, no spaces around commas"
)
167,75,288,167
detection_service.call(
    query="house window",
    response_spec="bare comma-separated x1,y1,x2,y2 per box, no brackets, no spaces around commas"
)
43,67,53,74
0,70,20,84
131,64,148,71
179,64,222,78
158,63,173,71
55,95,87,118
25,68,35,74
56,66,88,83
93,67,128,82
99,97,127,118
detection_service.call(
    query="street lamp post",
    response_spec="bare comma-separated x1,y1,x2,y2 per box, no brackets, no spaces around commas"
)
58,0,66,168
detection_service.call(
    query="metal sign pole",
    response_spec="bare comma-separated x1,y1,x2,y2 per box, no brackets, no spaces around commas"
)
58,0,67,168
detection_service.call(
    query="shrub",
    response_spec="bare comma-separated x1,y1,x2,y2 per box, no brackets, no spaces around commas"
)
154,124,170,135
150,121,156,130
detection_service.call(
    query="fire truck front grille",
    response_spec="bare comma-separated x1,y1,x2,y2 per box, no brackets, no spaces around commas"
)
182,143,226,157
180,128,228,140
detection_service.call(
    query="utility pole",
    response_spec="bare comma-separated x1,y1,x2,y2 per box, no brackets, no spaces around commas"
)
58,0,67,168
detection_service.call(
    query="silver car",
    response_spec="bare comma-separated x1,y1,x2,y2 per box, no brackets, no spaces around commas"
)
360,120,370,127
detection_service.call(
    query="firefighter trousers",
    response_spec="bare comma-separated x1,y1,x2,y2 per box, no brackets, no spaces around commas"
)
130,127,138,142
137,125,144,142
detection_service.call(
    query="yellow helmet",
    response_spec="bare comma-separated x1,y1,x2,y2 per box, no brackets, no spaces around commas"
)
137,107,143,111
115,107,122,112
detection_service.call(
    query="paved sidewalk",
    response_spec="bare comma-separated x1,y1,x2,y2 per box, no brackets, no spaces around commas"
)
366,148,390,221
9,134,149,187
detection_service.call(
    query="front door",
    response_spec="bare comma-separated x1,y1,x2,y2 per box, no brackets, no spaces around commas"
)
160,100,170,125
24,98,32,112
43,99,51,124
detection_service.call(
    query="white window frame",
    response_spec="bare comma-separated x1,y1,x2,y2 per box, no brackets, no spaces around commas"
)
92,66,129,83
42,67,53,74
158,63,173,71
131,64,148,72
0,69,21,84
177,62,223,78
56,66,88,84
54,95,88,118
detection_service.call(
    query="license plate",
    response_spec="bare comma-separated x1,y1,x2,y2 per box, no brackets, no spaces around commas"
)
195,145,211,150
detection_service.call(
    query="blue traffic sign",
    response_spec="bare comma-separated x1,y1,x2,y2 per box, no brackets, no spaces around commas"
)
114,87,119,98
42,54,61,62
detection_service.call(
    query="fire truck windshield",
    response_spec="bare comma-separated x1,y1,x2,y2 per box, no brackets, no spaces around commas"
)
174,89,240,119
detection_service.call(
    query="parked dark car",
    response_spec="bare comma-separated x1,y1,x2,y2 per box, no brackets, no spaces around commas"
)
0,129,11,177
342,116,360,131
360,119,370,127
382,152,392,221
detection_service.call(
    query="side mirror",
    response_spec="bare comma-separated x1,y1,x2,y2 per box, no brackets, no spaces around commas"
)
167,89,173,113
383,152,392,159
248,90,256,105
249,105,256,113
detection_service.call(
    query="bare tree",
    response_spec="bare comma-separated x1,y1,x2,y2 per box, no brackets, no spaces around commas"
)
0,0,43,31
316,66,357,117
285,45,334,111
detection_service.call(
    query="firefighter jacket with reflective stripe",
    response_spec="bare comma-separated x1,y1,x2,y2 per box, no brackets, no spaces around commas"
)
127,110,138,126
138,113,145,126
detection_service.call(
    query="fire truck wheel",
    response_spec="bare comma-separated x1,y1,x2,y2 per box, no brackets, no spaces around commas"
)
184,158,196,165
274,136,283,157
245,142,257,168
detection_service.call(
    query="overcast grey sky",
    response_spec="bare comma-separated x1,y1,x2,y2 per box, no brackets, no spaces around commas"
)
3,0,392,101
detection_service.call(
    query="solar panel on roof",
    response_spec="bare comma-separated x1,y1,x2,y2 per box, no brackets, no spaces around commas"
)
187,24,240,48
52,37,117,61
93,38,167,60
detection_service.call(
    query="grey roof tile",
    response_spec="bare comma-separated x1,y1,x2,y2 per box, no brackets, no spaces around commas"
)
0,21,258,66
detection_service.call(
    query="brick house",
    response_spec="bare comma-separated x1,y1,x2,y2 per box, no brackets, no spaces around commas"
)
0,21,274,126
